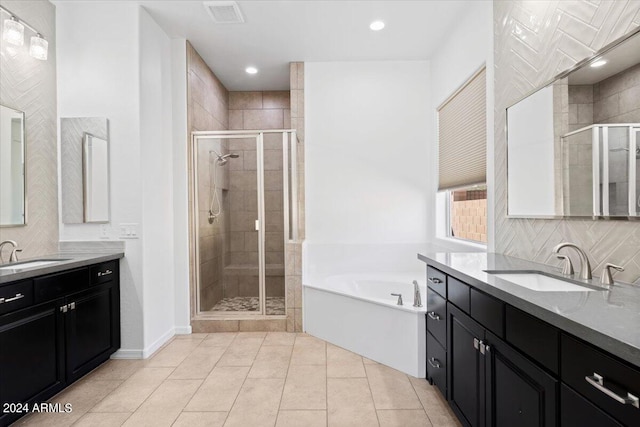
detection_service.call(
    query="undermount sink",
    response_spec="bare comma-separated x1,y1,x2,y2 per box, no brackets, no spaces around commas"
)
0,259,69,271
487,271,601,292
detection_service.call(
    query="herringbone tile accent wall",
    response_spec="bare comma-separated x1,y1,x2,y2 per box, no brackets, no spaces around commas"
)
494,1,640,284
0,1,58,258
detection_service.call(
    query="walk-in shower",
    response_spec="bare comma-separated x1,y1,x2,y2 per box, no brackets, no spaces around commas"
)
562,124,639,216
191,130,298,316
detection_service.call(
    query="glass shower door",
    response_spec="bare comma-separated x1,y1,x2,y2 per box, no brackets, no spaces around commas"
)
193,134,265,315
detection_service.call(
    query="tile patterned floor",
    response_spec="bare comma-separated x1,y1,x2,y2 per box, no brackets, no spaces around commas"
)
14,332,461,427
211,297,286,315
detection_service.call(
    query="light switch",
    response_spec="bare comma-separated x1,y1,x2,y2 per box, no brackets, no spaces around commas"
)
119,223,139,239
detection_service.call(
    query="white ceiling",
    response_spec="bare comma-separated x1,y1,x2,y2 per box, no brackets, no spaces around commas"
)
136,0,471,91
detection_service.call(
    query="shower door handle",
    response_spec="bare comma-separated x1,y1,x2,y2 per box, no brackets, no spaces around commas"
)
255,220,260,231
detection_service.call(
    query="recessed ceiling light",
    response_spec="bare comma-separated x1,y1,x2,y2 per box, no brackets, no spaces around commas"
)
590,59,607,68
369,20,385,31
245,66,258,74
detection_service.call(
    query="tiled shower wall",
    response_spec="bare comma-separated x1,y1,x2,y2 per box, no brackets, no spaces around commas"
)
225,91,290,300
494,1,640,285
186,42,230,312
0,1,58,257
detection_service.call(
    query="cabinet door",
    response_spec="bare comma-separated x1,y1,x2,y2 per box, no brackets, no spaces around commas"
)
560,384,622,427
0,300,65,426
484,332,557,427
65,282,116,382
448,303,486,427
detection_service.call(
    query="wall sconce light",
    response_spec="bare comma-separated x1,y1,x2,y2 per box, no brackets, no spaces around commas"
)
1,6,48,61
3,16,24,45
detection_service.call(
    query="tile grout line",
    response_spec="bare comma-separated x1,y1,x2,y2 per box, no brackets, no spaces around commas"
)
273,333,295,426
408,378,435,427
362,364,382,427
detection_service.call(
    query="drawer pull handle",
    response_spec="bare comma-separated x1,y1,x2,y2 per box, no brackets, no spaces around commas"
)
98,269,113,277
428,277,442,284
585,373,639,409
428,357,441,369
427,311,441,321
0,293,25,304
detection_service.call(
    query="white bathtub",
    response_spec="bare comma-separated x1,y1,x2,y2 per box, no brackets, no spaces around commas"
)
304,272,427,377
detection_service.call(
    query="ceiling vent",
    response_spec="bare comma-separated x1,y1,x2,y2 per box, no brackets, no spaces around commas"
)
203,1,245,24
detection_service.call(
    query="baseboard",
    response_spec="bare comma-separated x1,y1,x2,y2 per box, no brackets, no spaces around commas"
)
174,325,192,334
142,328,176,358
111,349,145,359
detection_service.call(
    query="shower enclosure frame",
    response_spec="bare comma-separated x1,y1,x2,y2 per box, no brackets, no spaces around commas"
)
562,123,639,218
190,129,298,318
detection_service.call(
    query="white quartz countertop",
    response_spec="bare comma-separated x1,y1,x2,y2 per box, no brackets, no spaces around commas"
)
418,252,640,368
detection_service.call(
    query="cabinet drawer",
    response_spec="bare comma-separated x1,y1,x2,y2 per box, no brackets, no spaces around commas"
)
0,280,33,315
448,277,469,313
90,261,117,285
427,331,447,398
426,288,447,347
426,266,446,298
505,305,559,374
34,268,90,303
561,384,622,427
561,334,640,427
470,288,504,338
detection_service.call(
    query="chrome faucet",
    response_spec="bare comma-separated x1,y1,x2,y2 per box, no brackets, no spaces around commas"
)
391,293,403,305
600,263,624,287
553,243,592,280
0,240,18,264
412,280,423,307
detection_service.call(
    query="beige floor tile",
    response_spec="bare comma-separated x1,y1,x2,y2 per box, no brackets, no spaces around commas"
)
73,412,132,427
377,409,432,427
145,339,202,367
184,366,249,412
327,344,366,378
16,379,123,426
327,378,379,427
223,378,285,427
263,331,296,346
248,345,293,378
86,359,145,381
90,368,174,413
409,378,460,426
363,357,380,365
235,331,267,339
121,379,201,427
290,337,326,365
169,345,226,379
172,411,228,427
365,365,422,409
280,364,327,410
200,332,237,347
217,336,264,366
275,410,327,427
174,333,209,340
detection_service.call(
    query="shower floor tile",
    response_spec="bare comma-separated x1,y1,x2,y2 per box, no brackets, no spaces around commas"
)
211,296,285,315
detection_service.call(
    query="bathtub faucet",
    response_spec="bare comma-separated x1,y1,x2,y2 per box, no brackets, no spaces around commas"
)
391,293,403,305
412,280,423,308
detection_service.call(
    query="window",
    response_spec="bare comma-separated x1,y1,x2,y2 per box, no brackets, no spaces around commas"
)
437,66,487,245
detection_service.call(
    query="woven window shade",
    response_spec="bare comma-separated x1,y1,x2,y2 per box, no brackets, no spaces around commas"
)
438,67,487,191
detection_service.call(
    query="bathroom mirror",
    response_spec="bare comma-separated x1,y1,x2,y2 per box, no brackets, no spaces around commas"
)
0,105,26,226
61,117,110,223
506,28,640,219
83,133,109,222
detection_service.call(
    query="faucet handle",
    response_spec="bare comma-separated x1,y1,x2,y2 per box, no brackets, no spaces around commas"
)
600,263,624,286
556,254,574,275
390,293,403,306
9,248,22,263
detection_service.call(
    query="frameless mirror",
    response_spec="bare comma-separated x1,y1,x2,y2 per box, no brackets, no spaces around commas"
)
83,133,109,222
507,28,640,218
0,105,26,226
60,117,110,223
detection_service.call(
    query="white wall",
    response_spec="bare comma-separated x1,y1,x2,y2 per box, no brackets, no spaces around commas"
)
305,61,430,245
427,0,494,251
57,3,188,356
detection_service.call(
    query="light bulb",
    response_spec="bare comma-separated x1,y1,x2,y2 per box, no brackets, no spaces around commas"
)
29,34,48,60
3,17,24,46
369,20,385,31
245,66,258,74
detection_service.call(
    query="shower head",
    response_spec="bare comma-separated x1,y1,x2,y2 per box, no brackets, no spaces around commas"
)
209,151,240,165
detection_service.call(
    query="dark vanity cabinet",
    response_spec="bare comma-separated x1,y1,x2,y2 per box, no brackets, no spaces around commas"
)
0,260,120,426
425,263,639,427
